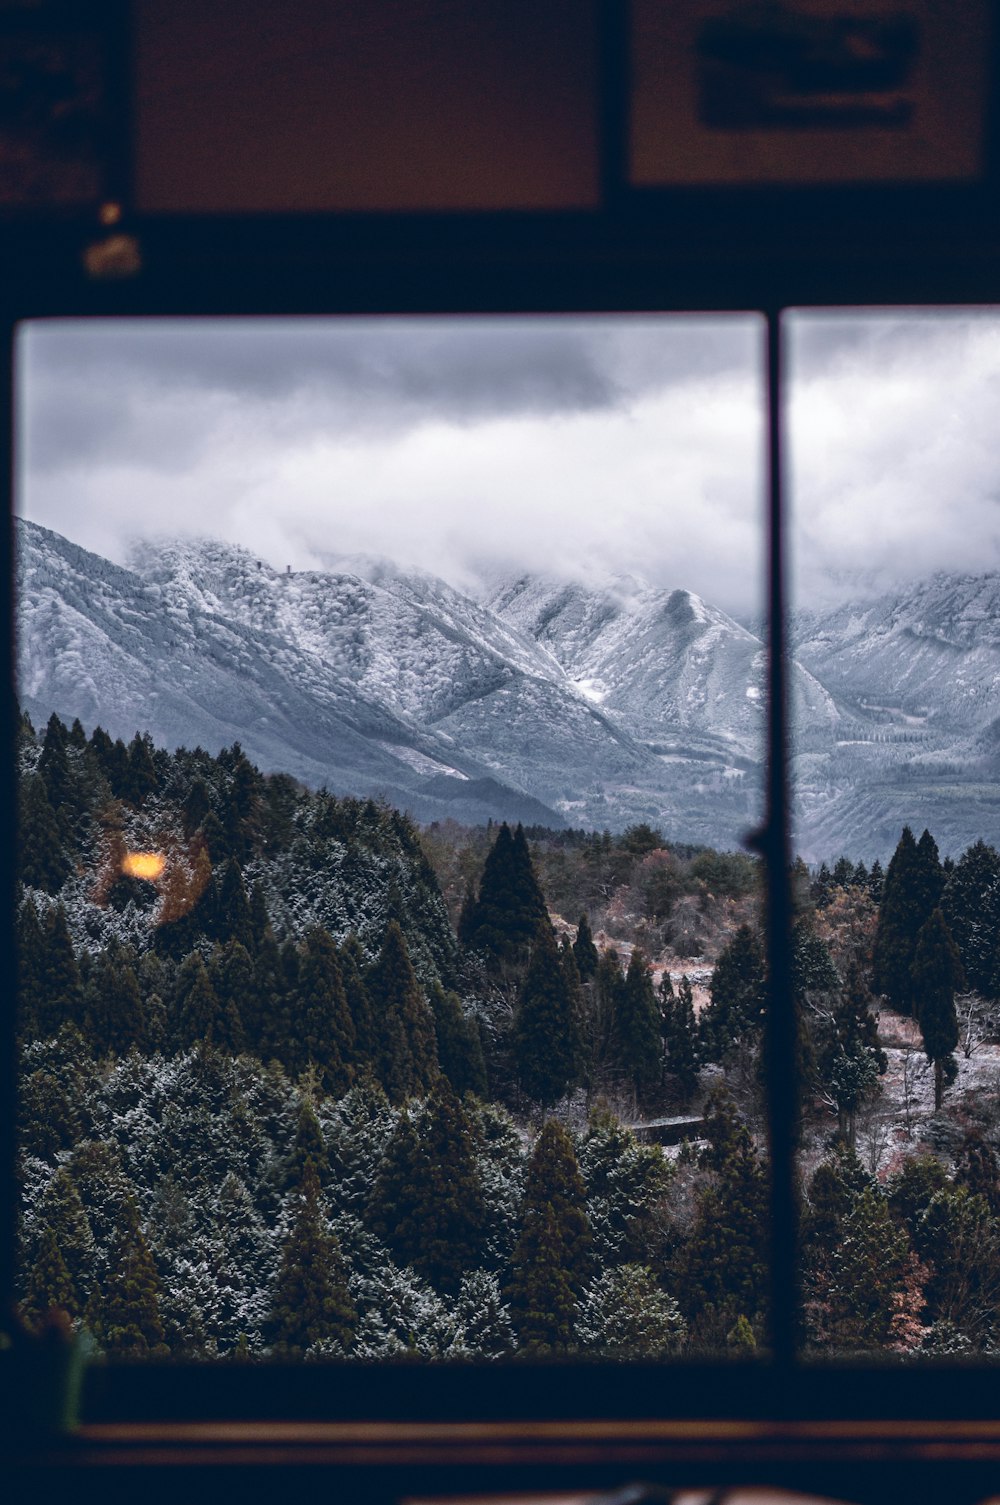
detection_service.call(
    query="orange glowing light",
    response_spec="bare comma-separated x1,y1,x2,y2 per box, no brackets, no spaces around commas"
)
122,851,166,881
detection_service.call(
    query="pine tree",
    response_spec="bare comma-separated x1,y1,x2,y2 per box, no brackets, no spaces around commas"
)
873,826,943,1014
175,951,242,1051
677,1135,769,1348
825,1185,913,1352
616,949,662,1099
124,731,159,805
367,920,438,1102
91,1197,167,1357
512,920,582,1108
37,712,72,828
507,1119,592,1353
212,858,255,952
367,1080,486,1291
572,913,599,980
209,939,258,1054
35,1166,97,1312
913,908,964,1110
699,925,766,1063
429,980,487,1098
268,1160,356,1357
294,927,356,1096
86,939,146,1055
942,840,1000,997
340,934,377,1064
464,822,547,973
663,973,700,1100
20,1228,77,1331
18,774,71,893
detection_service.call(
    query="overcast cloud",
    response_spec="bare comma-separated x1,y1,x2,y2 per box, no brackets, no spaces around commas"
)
15,311,1000,618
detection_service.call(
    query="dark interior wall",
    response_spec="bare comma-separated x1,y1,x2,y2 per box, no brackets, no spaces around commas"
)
133,0,601,212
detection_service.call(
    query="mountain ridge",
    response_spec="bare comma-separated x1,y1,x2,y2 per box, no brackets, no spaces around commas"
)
15,519,1000,859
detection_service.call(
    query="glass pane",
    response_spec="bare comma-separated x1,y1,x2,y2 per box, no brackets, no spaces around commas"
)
14,314,770,1362
787,310,1000,1360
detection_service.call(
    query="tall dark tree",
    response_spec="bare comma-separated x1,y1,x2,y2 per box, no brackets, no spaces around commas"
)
507,1119,592,1352
268,1160,356,1357
699,925,766,1063
212,858,254,952
175,951,243,1052
616,949,662,1098
339,934,377,1064
294,927,356,1096
18,775,71,893
677,1133,769,1348
942,840,1000,997
124,731,159,804
367,920,438,1101
513,920,583,1108
464,822,547,972
429,981,487,1098
873,826,943,1014
37,712,72,824
90,1197,167,1358
86,939,146,1055
662,973,700,1100
913,908,964,1110
572,912,599,980
367,1079,486,1291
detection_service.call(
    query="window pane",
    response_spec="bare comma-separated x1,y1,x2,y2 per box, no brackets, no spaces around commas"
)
787,309,1000,1359
15,314,770,1362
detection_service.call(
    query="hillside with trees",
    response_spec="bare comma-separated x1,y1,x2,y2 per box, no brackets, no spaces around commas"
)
14,708,1000,1360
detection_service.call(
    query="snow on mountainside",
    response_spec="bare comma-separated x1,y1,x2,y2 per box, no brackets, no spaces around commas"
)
15,520,1000,858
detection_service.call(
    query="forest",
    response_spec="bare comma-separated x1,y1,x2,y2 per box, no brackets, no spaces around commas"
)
14,707,1000,1361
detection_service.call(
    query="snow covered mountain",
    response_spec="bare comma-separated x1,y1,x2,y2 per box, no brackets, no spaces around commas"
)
15,520,1000,858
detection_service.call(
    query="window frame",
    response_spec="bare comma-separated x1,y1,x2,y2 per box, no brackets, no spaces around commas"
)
7,202,1000,1500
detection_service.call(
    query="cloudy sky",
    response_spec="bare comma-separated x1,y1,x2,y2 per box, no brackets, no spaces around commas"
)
15,310,1000,618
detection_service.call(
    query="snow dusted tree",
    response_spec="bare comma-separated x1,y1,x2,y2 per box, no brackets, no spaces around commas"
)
512,920,583,1109
577,1264,686,1359
367,1079,486,1292
507,1119,591,1353
268,1160,356,1358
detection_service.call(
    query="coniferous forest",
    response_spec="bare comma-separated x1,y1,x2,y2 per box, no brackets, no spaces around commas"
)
15,707,1000,1361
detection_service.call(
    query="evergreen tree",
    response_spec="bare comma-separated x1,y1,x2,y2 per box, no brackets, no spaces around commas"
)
367,1080,486,1291
429,980,488,1098
124,731,159,805
868,859,885,903
512,920,582,1108
209,939,258,1054
913,908,964,1110
588,949,625,1083
293,927,356,1096
572,912,599,980
340,934,377,1064
212,858,255,952
942,840,1000,997
175,951,242,1052
18,774,71,893
662,974,700,1100
825,1185,913,1352
699,925,766,1063
368,920,438,1102
20,1228,77,1331
873,826,943,1013
268,1160,356,1357
677,1134,769,1348
37,712,72,826
507,1120,592,1352
577,1264,686,1359
90,1197,167,1358
616,949,662,1099
464,822,547,973
35,1167,97,1313
86,939,146,1055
